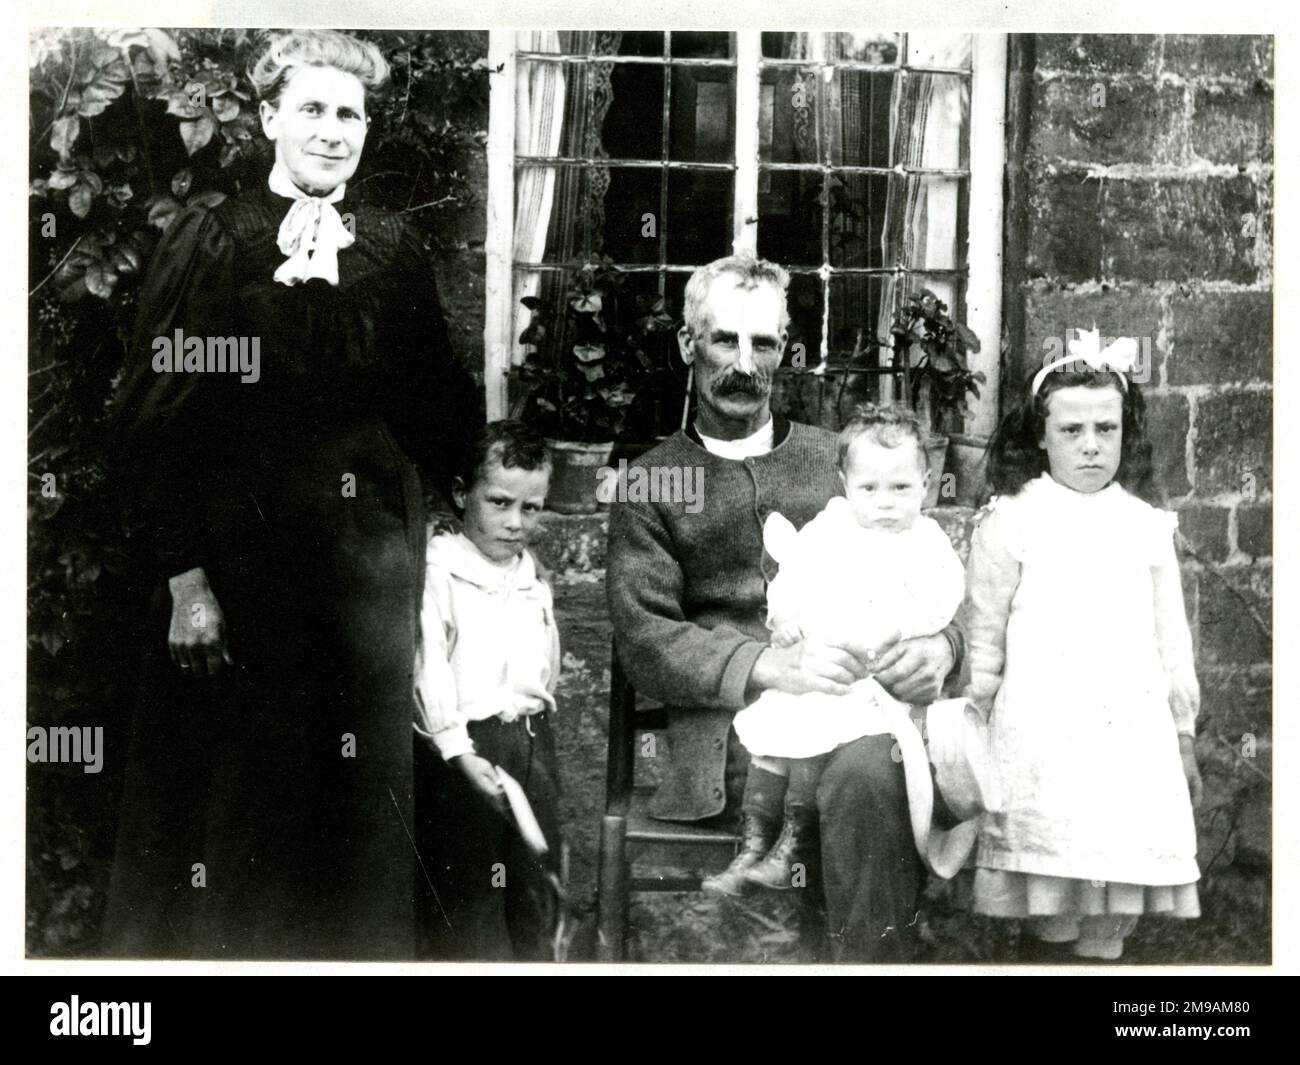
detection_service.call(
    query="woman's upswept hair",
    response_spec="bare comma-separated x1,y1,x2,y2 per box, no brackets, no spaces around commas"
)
837,403,931,473
987,368,1160,504
249,30,390,108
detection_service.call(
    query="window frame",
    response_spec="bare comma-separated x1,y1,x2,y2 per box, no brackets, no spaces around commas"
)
484,30,1005,438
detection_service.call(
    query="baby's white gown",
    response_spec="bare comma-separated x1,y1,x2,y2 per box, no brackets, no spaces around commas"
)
733,496,965,759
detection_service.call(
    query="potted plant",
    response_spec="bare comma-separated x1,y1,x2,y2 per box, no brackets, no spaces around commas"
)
890,289,985,507
513,262,678,513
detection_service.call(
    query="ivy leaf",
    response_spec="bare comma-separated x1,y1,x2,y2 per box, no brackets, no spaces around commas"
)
577,362,606,383
178,112,218,156
76,69,127,117
147,194,182,230
212,94,241,122
187,190,227,210
954,322,981,353
164,90,206,121
171,168,193,198
50,115,80,159
144,28,181,71
83,261,119,299
573,343,606,364
47,168,78,191
68,182,94,219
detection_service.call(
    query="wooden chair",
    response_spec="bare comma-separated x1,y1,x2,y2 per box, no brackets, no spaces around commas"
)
595,648,742,961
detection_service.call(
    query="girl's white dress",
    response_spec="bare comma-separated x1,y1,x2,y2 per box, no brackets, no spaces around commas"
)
965,473,1200,918
733,496,965,759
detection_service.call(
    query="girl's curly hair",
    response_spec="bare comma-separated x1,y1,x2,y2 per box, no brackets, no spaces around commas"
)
987,368,1160,505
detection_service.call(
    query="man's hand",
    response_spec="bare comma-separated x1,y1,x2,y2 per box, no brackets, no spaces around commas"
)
453,753,505,803
872,633,954,704
168,567,233,678
749,640,871,698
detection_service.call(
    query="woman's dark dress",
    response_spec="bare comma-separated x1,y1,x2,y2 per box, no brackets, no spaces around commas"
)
103,184,481,959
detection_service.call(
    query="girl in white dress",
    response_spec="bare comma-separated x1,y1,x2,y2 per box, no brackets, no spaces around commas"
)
705,405,966,895
966,330,1202,961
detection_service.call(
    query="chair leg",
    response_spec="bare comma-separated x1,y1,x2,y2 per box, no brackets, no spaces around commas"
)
596,814,629,962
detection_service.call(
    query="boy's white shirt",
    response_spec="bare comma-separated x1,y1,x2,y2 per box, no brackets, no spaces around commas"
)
413,532,561,760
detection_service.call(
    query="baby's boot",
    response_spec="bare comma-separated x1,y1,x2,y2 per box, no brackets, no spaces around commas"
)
702,767,785,896
743,799,817,891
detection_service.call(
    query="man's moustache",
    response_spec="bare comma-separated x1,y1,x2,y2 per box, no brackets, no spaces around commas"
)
713,372,770,396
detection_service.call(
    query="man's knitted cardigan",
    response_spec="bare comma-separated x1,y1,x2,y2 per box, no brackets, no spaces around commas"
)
608,417,838,819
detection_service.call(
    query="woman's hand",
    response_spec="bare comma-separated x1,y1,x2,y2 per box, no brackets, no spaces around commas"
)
167,567,232,677
453,753,505,803
1179,734,1204,808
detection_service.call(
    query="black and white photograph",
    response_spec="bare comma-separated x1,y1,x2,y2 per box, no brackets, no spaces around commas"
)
17,2,1284,982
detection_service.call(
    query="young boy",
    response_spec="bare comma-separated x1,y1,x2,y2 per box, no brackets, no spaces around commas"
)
413,420,562,960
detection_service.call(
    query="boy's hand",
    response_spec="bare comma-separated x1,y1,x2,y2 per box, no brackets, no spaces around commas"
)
1179,734,1203,808
453,754,505,803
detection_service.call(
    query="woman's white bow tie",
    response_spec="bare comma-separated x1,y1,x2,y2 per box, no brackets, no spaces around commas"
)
268,163,355,287
1032,326,1139,395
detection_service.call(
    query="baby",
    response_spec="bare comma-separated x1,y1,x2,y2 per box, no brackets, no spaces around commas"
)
706,403,966,895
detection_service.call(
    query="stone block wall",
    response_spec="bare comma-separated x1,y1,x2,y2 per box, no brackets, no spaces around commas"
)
1016,34,1273,888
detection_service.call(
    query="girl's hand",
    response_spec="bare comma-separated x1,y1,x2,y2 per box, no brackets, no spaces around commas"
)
168,567,233,677
454,753,505,803
1179,735,1203,808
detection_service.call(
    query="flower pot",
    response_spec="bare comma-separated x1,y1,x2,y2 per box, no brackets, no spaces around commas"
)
946,432,992,508
544,439,615,515
923,432,949,509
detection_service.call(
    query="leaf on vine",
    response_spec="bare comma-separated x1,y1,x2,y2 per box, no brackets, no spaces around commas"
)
212,95,241,122
50,116,80,159
577,362,606,382
83,262,119,299
47,168,78,191
573,343,606,364
147,195,182,230
171,168,193,198
179,112,218,156
187,191,227,209
164,91,206,121
68,183,93,219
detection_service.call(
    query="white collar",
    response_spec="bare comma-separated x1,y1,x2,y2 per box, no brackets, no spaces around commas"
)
267,162,354,286
696,416,775,460
427,532,537,591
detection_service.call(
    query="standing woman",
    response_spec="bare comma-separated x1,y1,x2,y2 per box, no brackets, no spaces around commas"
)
104,30,482,959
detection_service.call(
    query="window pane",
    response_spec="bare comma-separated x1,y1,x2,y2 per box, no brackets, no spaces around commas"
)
669,31,733,59
604,63,665,160
757,170,823,267
666,170,732,264
827,32,901,64
827,69,895,167
602,167,665,264
761,32,812,60
828,274,888,364
829,173,889,269
515,165,602,263
905,32,971,69
881,176,963,271
760,65,821,165
669,68,736,163
783,273,824,365
616,31,666,57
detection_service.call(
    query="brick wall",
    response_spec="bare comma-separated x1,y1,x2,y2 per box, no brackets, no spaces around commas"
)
1016,34,1273,884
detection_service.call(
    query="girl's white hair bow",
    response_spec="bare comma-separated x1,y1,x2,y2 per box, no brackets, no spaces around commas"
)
1031,326,1139,396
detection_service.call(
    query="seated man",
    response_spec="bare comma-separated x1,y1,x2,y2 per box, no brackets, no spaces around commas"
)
606,254,964,962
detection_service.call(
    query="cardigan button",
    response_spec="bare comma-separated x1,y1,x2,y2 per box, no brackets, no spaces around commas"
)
712,737,724,751
712,786,724,800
